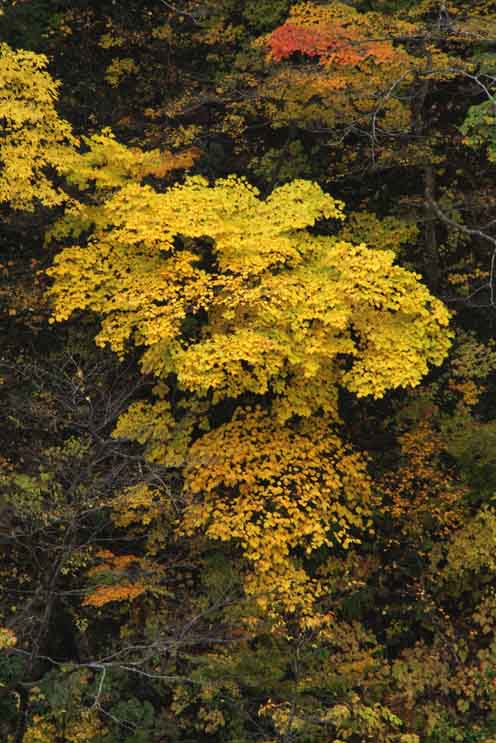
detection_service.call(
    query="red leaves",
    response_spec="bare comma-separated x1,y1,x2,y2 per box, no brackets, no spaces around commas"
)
267,22,338,62
266,20,395,67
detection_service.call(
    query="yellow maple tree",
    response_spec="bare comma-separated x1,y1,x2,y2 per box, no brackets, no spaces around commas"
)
46,173,451,616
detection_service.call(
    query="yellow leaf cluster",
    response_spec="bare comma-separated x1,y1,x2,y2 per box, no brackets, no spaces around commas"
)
104,56,138,87
111,393,206,466
441,508,496,581
0,45,198,215
182,409,372,613
0,626,16,649
60,128,200,193
64,711,106,743
48,176,451,415
112,482,166,528
22,716,57,743
338,211,419,255
0,44,77,210
111,482,174,554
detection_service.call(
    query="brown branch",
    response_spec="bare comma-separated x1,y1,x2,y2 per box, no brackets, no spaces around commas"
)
426,191,496,306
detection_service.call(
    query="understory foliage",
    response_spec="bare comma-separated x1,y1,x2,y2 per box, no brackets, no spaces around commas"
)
2,2,496,742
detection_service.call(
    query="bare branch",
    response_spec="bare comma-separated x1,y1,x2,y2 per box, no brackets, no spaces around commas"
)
426,191,496,307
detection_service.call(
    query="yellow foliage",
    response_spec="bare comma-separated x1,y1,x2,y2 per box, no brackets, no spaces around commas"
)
258,700,306,734
338,211,419,254
48,176,451,416
64,710,106,743
111,483,174,555
441,508,496,581
104,56,138,87
45,171,451,619
22,697,106,742
111,395,202,467
112,482,168,527
0,47,451,623
151,23,173,41
0,44,198,215
59,128,199,193
198,706,226,733
182,409,372,614
380,419,465,539
0,626,16,649
446,329,496,412
0,44,77,210
22,716,57,743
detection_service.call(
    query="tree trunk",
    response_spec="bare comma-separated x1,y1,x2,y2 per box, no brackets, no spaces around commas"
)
424,165,441,290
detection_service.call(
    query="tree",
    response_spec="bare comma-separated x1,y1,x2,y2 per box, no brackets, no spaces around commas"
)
46,169,451,616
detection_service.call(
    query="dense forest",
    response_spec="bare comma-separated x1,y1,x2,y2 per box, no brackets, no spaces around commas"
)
2,1,496,741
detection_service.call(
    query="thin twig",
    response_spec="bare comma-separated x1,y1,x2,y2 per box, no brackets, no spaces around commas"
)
427,191,496,307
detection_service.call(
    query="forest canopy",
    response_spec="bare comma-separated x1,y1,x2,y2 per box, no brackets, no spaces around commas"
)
2,2,496,742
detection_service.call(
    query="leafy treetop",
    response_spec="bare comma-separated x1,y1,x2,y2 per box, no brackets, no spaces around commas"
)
47,175,451,424
0,43,76,210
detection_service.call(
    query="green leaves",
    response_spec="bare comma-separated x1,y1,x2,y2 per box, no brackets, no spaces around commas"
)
460,99,496,162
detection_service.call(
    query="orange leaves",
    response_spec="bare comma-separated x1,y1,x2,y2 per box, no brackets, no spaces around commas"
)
82,551,149,608
88,550,142,576
256,2,420,136
142,145,202,178
0,626,16,649
379,418,465,539
267,22,343,63
82,583,145,608
267,20,395,67
264,1,407,69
